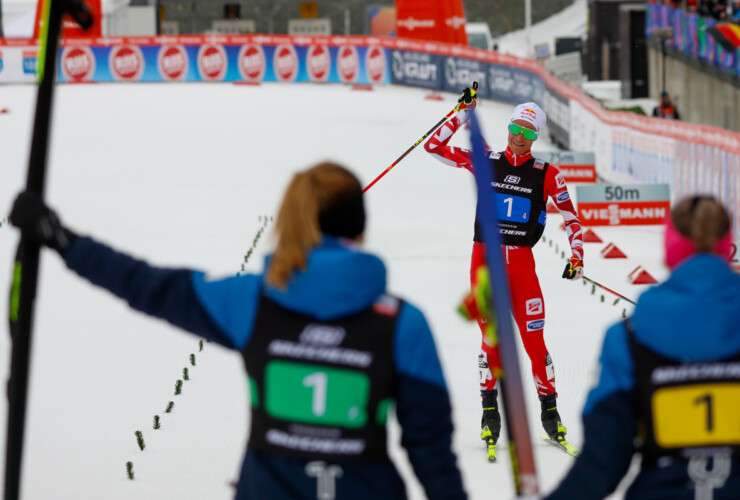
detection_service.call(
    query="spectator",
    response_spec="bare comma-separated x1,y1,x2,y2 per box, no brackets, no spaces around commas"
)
8,163,468,500
545,195,740,500
653,91,681,119
731,0,740,22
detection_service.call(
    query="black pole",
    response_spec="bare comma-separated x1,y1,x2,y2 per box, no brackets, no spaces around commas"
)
4,1,65,497
661,39,666,94
5,2,91,498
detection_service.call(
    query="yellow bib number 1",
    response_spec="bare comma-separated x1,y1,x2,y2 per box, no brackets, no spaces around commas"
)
653,383,740,448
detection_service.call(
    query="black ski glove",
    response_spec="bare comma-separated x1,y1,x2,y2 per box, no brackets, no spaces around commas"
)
454,86,478,112
9,191,76,255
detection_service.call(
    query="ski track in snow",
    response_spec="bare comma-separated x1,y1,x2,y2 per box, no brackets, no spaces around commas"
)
0,83,662,499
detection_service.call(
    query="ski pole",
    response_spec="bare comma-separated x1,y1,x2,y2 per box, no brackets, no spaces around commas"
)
582,276,636,305
5,2,92,499
363,82,478,193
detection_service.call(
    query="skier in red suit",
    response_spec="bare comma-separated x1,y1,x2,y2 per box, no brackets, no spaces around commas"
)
424,89,584,458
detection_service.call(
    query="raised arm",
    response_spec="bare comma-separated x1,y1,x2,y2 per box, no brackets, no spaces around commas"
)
423,86,485,174
9,191,259,350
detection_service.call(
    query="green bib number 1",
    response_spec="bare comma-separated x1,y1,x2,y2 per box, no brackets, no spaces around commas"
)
265,361,370,428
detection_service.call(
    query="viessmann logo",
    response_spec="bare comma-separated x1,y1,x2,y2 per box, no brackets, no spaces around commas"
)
580,204,668,225
396,17,436,31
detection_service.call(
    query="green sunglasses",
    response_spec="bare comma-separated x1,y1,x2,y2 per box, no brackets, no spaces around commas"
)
508,123,538,140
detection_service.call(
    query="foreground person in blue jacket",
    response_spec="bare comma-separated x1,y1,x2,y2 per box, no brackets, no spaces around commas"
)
10,162,467,500
546,195,740,500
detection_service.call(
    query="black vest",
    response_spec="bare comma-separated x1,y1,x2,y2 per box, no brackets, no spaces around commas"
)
473,152,549,246
241,295,401,462
626,319,740,466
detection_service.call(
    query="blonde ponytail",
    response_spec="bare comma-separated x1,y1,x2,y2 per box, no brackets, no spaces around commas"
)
267,162,363,288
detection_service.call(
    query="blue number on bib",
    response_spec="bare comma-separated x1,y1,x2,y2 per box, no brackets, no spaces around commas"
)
494,193,531,222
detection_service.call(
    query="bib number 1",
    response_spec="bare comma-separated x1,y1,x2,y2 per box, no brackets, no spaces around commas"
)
266,361,370,428
652,383,740,448
494,193,530,223
303,372,328,417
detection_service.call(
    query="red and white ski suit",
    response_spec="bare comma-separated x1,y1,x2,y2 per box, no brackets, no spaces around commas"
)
424,110,583,397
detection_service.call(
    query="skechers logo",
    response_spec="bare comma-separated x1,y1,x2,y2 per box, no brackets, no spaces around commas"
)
527,319,545,331
504,175,521,184
557,192,570,203
299,324,346,346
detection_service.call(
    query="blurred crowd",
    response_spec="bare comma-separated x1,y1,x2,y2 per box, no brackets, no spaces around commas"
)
658,0,740,22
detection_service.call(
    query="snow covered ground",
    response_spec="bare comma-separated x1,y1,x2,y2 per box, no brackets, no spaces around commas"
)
0,82,666,499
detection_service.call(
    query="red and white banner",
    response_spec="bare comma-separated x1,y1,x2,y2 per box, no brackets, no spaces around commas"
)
553,164,596,183
578,201,670,226
395,0,468,45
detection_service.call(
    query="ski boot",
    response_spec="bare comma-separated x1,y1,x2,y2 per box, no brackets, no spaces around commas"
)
540,393,580,457
480,389,501,462
540,393,566,440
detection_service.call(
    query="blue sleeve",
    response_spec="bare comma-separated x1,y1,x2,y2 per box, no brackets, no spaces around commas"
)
394,303,447,390
63,235,241,349
583,322,635,415
544,323,637,500
545,391,637,500
190,272,262,349
393,303,466,500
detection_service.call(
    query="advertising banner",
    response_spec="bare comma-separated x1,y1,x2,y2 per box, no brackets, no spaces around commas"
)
442,56,488,99
555,164,597,183
395,0,467,45
0,43,38,83
390,50,442,89
542,86,570,148
576,184,671,226
3,33,737,238
53,38,390,84
486,63,545,105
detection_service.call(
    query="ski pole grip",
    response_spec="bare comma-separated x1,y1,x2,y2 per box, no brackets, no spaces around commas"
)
67,0,94,29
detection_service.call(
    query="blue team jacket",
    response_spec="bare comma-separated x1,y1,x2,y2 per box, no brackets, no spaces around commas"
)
545,254,740,500
63,235,467,500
